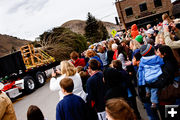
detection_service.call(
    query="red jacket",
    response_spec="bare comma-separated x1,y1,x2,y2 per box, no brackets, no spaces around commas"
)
113,49,118,60
131,24,139,39
71,58,86,67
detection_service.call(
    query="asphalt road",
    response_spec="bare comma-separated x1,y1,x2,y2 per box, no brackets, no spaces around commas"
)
13,81,149,120
13,81,59,120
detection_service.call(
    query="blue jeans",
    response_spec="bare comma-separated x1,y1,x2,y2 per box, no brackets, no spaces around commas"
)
146,87,158,104
146,79,158,104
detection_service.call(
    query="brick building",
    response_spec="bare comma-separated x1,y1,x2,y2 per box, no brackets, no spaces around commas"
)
115,0,172,30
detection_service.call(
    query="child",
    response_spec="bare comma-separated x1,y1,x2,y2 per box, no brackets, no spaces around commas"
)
162,13,171,30
138,44,164,108
56,78,88,120
27,105,46,120
106,98,136,120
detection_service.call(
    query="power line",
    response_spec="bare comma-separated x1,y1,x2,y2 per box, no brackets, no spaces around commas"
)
100,12,116,20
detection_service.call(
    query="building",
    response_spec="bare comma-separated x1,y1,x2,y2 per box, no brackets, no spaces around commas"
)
115,0,172,30
172,0,180,18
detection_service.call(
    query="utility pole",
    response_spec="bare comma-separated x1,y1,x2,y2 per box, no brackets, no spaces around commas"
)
117,0,127,32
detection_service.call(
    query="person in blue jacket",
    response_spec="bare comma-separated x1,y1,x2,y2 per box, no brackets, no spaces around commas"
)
133,52,160,120
85,49,103,70
138,44,164,108
56,78,89,120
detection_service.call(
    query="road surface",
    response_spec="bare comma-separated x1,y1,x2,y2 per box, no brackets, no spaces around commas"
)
13,81,59,120
13,81,149,120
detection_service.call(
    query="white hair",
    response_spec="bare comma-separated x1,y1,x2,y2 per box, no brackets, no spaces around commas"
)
112,43,118,51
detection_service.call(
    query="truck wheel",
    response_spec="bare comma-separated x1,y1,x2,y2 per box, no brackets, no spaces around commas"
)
24,76,35,94
36,72,45,87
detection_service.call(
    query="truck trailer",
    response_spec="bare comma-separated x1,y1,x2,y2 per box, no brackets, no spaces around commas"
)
0,44,59,99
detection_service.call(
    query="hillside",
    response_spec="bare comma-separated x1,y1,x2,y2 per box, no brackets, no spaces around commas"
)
0,34,30,57
0,20,118,59
61,20,120,35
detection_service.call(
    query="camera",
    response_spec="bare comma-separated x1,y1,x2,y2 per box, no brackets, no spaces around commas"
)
168,25,172,32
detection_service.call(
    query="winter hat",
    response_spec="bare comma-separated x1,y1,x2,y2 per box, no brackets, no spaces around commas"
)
146,29,154,35
0,83,4,90
140,44,155,56
135,35,143,43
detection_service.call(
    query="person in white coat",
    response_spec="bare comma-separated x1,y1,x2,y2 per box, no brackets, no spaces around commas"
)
49,60,86,101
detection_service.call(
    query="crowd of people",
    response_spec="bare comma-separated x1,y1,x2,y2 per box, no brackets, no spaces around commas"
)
51,13,180,120
0,13,180,120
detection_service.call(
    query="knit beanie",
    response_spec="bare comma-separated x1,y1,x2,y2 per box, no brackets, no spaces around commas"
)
140,44,155,56
135,35,143,43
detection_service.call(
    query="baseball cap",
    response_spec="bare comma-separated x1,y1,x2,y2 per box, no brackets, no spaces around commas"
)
146,29,154,35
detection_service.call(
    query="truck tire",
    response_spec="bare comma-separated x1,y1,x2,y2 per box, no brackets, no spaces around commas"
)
36,72,45,87
24,76,36,94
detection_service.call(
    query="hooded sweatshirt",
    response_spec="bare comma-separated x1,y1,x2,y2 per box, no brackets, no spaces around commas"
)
138,55,164,86
131,24,139,39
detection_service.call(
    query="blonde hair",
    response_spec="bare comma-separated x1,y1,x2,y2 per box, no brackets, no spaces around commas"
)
130,40,141,51
60,61,76,76
155,33,165,45
162,13,171,23
86,49,95,58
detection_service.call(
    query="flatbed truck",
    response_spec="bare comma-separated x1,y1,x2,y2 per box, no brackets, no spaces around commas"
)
0,44,59,99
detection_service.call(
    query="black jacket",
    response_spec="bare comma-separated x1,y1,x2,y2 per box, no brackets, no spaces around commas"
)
146,58,176,89
103,68,136,101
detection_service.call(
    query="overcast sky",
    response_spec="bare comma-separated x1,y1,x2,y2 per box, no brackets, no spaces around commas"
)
0,0,176,41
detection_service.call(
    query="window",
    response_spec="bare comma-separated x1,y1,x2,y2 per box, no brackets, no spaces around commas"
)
139,3,147,12
125,7,133,16
154,0,162,7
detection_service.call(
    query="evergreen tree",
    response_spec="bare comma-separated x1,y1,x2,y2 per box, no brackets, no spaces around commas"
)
85,12,100,43
85,12,109,43
98,21,109,40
